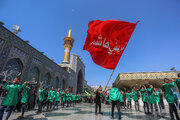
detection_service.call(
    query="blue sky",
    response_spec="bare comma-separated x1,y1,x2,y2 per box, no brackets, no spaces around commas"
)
1,0,180,86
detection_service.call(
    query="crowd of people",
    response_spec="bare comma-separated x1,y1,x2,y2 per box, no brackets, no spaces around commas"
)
94,73,180,120
0,73,180,120
0,78,82,120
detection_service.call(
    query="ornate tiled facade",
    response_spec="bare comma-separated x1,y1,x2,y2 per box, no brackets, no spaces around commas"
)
0,25,85,94
115,71,179,89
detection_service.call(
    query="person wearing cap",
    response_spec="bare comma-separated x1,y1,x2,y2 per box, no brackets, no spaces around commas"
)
0,78,21,120
17,81,31,119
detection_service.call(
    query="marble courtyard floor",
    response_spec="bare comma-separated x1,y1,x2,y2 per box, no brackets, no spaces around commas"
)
5,103,175,120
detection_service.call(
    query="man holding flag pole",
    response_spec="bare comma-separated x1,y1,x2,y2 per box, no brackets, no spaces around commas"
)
83,19,140,118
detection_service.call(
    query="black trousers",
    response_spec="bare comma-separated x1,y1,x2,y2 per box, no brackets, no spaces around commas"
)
95,102,101,113
38,101,43,112
111,101,121,119
120,102,125,109
169,103,180,120
143,102,149,113
127,101,132,109
149,103,159,114
47,101,53,110
135,101,139,111
21,103,27,116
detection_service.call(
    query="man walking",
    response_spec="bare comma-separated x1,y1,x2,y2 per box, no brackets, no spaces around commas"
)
109,83,121,120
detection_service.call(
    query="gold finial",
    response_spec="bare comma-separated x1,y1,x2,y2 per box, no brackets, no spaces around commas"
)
68,29,72,37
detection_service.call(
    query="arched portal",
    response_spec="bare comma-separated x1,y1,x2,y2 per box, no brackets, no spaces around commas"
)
41,72,51,87
52,77,59,89
3,58,23,83
29,67,40,83
77,70,83,94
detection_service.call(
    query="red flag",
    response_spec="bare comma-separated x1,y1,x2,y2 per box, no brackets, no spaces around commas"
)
83,20,139,69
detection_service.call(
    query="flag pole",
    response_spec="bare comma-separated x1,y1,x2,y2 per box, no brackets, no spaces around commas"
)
104,69,115,91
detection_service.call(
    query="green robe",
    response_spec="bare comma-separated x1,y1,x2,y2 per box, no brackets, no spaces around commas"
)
154,91,160,103
47,90,55,102
55,92,61,102
109,87,120,101
66,93,71,101
38,89,45,102
163,82,177,103
147,88,156,104
72,95,76,101
132,90,138,101
126,92,132,102
119,93,124,102
62,92,66,102
21,83,30,104
104,95,108,101
176,79,180,93
69,94,72,101
1,83,21,106
76,95,80,101
140,88,146,102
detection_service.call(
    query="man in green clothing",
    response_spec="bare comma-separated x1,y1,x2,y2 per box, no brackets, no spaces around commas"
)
120,90,125,109
61,90,66,108
104,93,108,104
109,83,121,120
53,88,61,109
36,86,45,114
153,88,162,113
175,73,180,92
147,85,159,116
0,78,21,120
126,90,132,110
140,85,149,113
72,94,76,106
47,87,55,110
132,87,140,111
69,92,73,106
66,91,71,107
163,78,180,120
17,81,31,119
76,94,80,103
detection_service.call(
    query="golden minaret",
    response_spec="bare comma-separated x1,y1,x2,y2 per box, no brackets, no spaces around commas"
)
62,29,74,64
